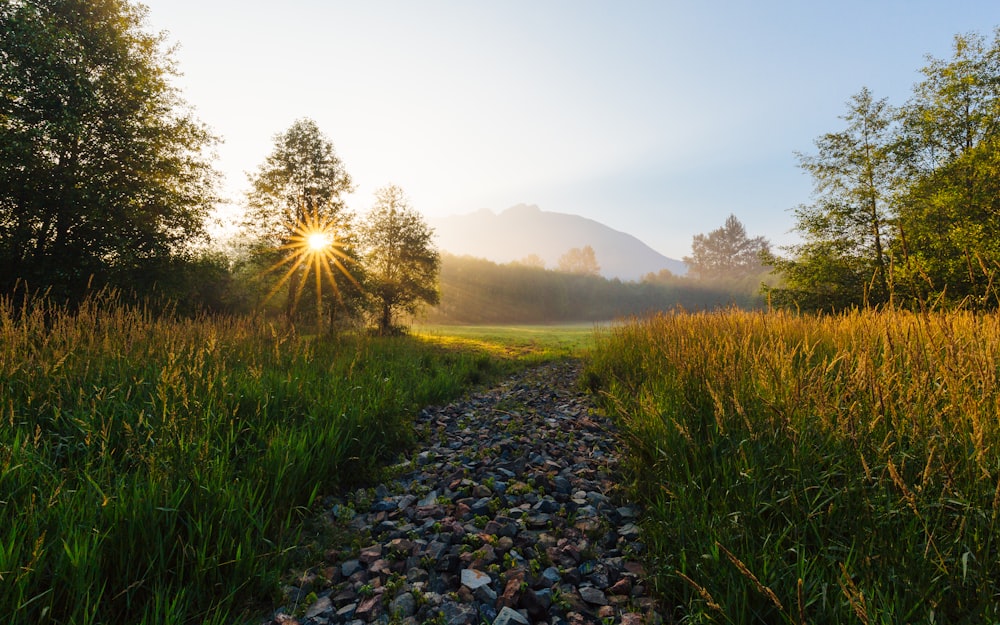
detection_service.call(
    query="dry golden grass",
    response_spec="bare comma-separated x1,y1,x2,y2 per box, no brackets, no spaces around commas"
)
589,308,1000,623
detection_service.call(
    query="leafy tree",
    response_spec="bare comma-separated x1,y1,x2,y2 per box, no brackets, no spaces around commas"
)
360,185,440,334
894,31,1000,307
684,214,770,281
512,253,546,268
557,245,600,275
765,89,899,309
0,0,218,301
242,118,356,320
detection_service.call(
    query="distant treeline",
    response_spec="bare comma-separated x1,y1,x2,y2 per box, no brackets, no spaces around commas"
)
420,254,764,324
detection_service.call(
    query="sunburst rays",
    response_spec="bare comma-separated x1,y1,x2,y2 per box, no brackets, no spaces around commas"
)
261,209,358,326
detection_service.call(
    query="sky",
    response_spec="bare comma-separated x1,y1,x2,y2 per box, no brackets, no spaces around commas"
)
141,0,1000,260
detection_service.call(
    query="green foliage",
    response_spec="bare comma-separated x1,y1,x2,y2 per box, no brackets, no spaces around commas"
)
243,118,354,246
0,291,521,624
767,88,897,310
241,118,360,323
0,0,219,303
589,310,1000,622
768,30,1000,311
360,185,440,334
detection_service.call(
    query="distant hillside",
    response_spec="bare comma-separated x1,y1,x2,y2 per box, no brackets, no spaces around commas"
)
429,204,686,281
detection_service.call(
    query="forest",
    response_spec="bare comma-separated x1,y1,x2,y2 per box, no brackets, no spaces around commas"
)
421,253,763,324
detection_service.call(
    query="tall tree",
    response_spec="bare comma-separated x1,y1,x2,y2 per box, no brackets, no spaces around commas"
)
0,0,218,301
765,88,899,309
684,214,770,281
242,118,355,320
360,185,440,334
894,30,1000,307
557,245,600,276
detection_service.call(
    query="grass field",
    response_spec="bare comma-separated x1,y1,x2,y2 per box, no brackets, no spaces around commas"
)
0,294,572,624
587,309,1000,624
414,322,599,358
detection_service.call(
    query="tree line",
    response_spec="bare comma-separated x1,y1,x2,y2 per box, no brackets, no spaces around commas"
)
764,29,1000,311
8,1,996,321
422,253,760,325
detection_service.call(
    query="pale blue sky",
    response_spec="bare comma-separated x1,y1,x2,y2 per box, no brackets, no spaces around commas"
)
142,1,1000,259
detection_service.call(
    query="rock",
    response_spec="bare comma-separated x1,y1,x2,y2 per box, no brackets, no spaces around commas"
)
335,602,357,620
390,592,416,617
460,568,492,590
521,588,552,620
354,595,382,621
304,596,332,619
492,606,530,625
440,600,478,625
579,586,608,606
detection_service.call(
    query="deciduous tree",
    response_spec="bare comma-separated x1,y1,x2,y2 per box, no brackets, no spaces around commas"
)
557,245,600,276
360,185,440,334
684,214,770,281
0,0,218,301
766,89,898,309
242,118,356,320
894,31,1000,307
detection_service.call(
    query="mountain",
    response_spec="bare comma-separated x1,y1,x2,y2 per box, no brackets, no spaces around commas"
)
428,204,687,281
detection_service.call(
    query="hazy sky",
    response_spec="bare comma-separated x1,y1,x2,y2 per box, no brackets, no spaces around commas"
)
142,1,1000,260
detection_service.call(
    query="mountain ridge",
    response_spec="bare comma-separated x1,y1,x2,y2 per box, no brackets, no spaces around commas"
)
429,204,686,281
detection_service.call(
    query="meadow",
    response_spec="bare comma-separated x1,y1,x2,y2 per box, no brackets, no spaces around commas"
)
414,322,598,358
0,293,575,624
588,309,1000,624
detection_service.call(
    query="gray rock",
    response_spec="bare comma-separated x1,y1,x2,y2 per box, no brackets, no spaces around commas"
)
473,582,497,604
390,592,416,617
340,559,363,578
460,568,491,590
304,595,332,619
335,602,357,619
579,586,608,605
492,606,530,625
441,600,478,625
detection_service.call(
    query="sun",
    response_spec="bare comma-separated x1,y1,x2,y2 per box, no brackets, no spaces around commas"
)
260,208,358,327
306,231,331,252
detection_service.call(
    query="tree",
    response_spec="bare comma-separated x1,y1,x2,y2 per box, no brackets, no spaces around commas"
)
512,254,546,269
360,185,440,334
0,0,218,301
557,245,600,275
765,88,900,310
684,214,770,281
242,118,356,321
894,31,1000,307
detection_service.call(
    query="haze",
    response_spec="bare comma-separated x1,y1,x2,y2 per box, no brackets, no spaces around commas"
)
142,0,1000,259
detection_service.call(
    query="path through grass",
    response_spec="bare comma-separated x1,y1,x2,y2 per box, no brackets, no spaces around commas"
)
0,294,546,624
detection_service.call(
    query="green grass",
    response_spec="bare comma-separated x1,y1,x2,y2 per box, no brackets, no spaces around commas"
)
413,322,598,359
587,309,1000,624
0,292,533,624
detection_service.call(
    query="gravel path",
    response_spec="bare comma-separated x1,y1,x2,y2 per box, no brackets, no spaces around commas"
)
264,359,663,625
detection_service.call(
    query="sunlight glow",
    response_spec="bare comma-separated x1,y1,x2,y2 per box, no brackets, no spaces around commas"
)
261,209,358,326
307,231,331,251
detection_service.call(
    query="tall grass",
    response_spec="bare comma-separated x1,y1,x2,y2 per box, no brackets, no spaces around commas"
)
0,291,511,624
588,309,1000,623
